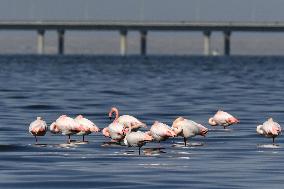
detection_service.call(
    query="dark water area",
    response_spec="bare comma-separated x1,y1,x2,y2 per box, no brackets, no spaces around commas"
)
0,55,284,188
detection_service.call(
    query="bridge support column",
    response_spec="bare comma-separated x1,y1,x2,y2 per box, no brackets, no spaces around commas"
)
37,30,45,54
140,31,147,56
223,31,231,56
203,31,211,56
57,30,65,55
120,30,127,56
140,30,147,56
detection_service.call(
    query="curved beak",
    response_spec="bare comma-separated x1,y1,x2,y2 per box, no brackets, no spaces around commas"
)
109,116,112,121
200,128,208,137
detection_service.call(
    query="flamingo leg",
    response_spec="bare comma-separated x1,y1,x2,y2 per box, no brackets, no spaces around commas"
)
184,137,187,147
83,135,85,142
68,135,71,144
273,137,275,145
35,136,38,144
139,147,141,155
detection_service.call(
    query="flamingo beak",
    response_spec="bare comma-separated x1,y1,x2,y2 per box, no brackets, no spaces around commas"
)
201,128,208,137
109,116,112,121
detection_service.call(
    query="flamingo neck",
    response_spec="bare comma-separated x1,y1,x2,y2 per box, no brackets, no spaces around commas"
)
209,117,217,126
112,108,119,122
109,107,119,122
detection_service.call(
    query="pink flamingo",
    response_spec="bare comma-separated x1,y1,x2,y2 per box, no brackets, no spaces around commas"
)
256,118,281,144
108,107,146,131
102,121,125,143
208,110,239,129
75,115,100,142
149,121,176,147
29,117,48,144
123,125,153,155
51,115,81,143
172,117,208,146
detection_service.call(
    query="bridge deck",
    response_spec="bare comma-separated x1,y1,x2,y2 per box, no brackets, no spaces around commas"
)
0,21,284,31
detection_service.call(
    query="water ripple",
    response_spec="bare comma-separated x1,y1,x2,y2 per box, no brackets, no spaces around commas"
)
0,55,284,188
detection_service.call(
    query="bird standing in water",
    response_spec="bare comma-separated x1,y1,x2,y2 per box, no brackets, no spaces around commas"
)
51,115,81,143
256,118,281,145
149,121,176,147
29,117,48,144
208,110,239,129
123,125,153,155
172,117,208,147
75,115,99,142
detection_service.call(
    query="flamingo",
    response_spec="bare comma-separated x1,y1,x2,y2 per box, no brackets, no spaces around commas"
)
102,121,125,143
29,117,48,144
149,121,176,147
108,107,146,131
52,115,81,143
172,117,208,147
256,118,281,144
123,125,153,155
208,110,239,129
75,115,99,142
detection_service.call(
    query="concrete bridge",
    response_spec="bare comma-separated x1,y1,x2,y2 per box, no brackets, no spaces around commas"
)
0,21,284,55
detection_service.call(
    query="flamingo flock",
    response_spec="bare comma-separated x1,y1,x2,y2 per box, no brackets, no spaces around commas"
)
29,107,282,155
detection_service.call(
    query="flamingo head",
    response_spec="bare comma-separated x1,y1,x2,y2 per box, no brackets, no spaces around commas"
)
256,125,264,135
172,124,182,135
102,127,110,137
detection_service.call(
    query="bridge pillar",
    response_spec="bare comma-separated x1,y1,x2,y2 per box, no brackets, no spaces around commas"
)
37,30,45,54
57,30,65,55
120,30,127,56
203,31,211,56
223,31,231,56
140,30,147,56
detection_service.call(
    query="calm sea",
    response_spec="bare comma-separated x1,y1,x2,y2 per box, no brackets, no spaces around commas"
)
0,55,283,188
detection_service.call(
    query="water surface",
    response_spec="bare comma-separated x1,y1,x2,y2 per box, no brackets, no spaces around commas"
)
0,55,283,188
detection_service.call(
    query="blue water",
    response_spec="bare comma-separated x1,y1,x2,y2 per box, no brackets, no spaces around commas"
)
0,55,283,189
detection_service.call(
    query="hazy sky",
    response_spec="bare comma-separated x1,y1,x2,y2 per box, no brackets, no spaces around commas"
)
0,0,284,22
0,0,284,55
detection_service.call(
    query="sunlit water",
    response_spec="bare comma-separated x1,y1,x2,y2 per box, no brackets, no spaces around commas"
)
0,55,283,188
